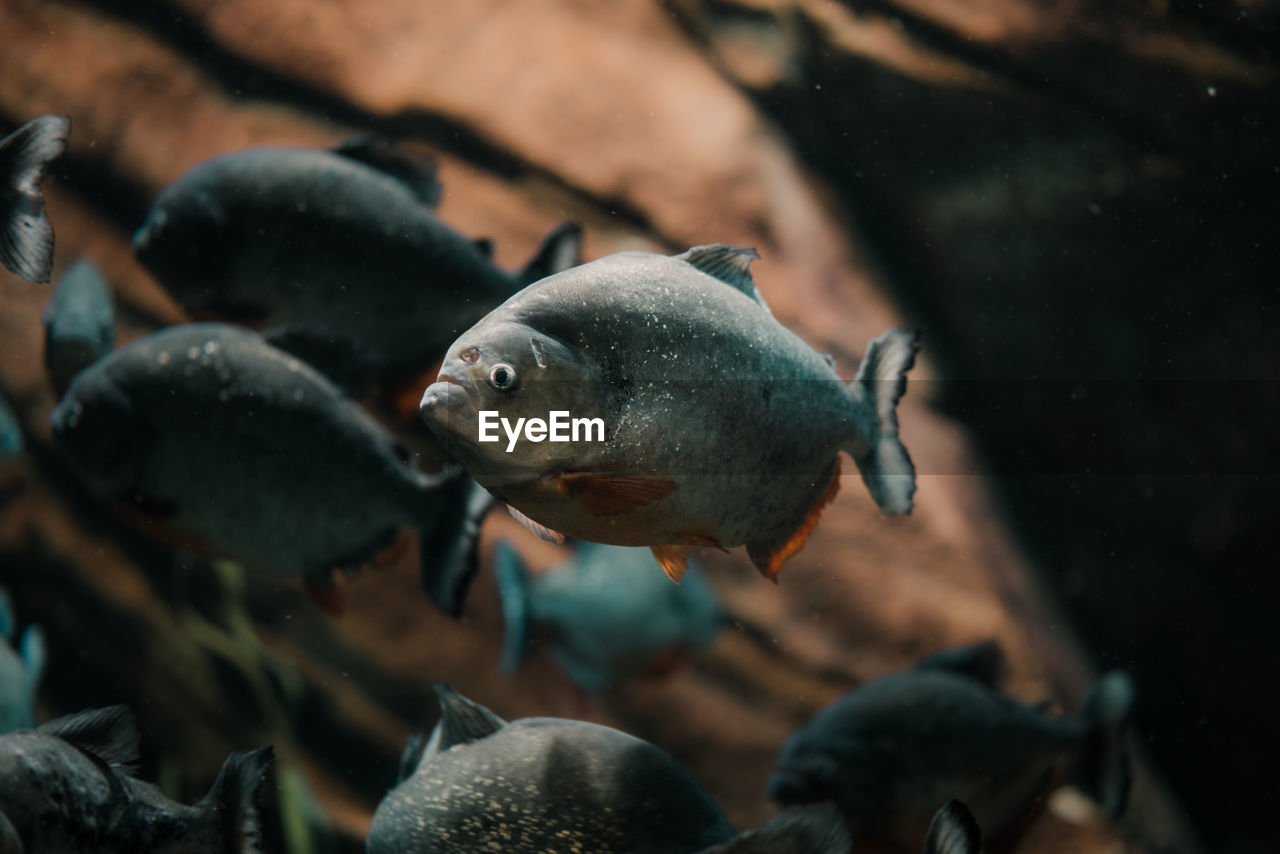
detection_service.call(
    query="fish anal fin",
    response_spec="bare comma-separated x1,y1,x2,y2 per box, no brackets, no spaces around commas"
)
555,472,676,516
651,544,690,583
507,504,565,544
746,459,842,582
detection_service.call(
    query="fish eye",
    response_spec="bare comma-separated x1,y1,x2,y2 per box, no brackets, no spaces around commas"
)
488,363,517,391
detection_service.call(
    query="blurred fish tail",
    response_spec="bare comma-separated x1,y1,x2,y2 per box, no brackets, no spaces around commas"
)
198,746,274,854
517,221,582,286
493,540,533,676
0,115,70,283
923,801,981,854
844,328,919,515
417,471,494,617
1073,671,1135,817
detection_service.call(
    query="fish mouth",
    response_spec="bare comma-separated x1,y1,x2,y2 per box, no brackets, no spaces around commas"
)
419,378,475,435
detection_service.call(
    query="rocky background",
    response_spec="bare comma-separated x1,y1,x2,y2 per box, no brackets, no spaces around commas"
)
1,1,1276,852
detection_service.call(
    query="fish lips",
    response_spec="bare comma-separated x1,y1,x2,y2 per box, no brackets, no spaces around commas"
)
419,377,476,439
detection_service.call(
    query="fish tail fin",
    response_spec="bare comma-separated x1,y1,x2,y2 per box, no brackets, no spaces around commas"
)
0,115,70,283
199,746,274,854
1073,671,1135,818
493,539,533,677
843,328,919,515
517,221,582,286
923,801,982,854
417,470,495,617
696,803,849,854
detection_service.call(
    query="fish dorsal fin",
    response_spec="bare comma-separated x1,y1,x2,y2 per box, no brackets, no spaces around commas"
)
508,504,566,544
39,705,140,774
914,640,1006,690
472,237,495,259
396,731,427,783
261,325,379,398
923,800,981,854
431,684,506,750
331,136,442,207
675,245,770,311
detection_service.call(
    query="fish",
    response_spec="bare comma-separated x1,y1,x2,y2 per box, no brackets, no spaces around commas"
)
923,801,981,854
0,396,21,460
419,244,918,583
0,115,70,284
367,684,849,854
43,257,116,395
132,141,582,377
0,705,272,853
766,641,1134,850
0,589,44,734
493,538,721,693
49,323,493,616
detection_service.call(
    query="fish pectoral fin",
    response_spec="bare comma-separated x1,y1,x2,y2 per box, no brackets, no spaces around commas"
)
304,572,345,617
650,544,690,583
507,505,566,544
746,459,842,583
39,705,140,774
555,472,676,516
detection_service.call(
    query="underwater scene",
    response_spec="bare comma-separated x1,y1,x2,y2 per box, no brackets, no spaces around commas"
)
0,1,1275,852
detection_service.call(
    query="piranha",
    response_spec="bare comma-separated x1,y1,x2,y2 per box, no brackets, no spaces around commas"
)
493,539,721,694
419,244,918,582
0,115,69,284
0,588,44,734
766,641,1134,850
0,705,272,853
43,257,115,395
132,141,582,377
49,323,492,616
367,684,849,854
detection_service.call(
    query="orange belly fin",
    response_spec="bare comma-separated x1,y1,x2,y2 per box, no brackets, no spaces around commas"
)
556,472,676,516
650,544,690,583
746,458,842,582
508,505,566,544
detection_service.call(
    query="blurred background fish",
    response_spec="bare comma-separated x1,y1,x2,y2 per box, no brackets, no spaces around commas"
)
0,587,43,734
42,257,116,396
494,539,721,696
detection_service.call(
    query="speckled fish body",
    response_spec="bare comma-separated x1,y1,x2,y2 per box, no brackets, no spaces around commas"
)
49,323,485,615
0,589,43,734
0,115,69,284
132,144,580,373
0,706,272,854
368,686,734,854
43,257,115,395
494,539,721,693
420,245,918,581
767,643,1134,849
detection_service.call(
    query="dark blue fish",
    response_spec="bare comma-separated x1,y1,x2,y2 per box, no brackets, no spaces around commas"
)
0,115,69,283
0,588,43,734
49,323,492,616
768,641,1133,849
43,257,116,395
494,539,721,693
132,141,581,375
0,706,272,853
368,685,848,854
